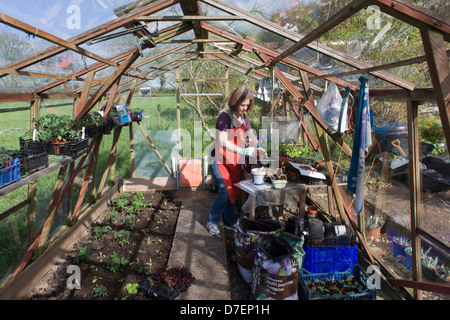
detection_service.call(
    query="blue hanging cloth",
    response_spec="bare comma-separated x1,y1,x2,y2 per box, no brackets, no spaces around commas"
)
347,76,372,215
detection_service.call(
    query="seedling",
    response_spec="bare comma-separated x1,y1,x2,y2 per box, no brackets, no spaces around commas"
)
91,285,108,298
121,214,136,230
123,283,139,295
74,245,96,263
114,230,131,246
107,251,129,273
105,210,119,222
92,225,112,240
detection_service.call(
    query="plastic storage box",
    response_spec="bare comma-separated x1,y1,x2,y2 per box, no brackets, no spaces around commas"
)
298,265,377,300
0,158,21,188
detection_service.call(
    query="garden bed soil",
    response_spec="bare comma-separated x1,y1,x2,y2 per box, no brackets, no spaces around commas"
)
27,191,181,300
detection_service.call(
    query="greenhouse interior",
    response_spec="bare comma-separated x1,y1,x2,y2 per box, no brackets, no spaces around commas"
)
0,0,449,302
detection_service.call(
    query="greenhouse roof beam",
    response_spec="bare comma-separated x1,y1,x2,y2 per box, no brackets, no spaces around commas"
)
0,0,180,79
0,13,118,68
268,0,368,68
135,15,245,21
370,0,450,42
74,48,141,120
180,0,208,52
309,49,450,80
200,0,415,91
200,22,357,91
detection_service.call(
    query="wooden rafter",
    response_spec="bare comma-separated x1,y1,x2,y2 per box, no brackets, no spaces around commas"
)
180,0,208,52
370,0,450,42
136,15,245,21
0,0,181,79
253,49,353,157
199,0,415,90
268,0,368,67
32,48,138,94
74,48,141,120
200,22,357,91
309,50,450,80
421,28,450,156
0,13,118,68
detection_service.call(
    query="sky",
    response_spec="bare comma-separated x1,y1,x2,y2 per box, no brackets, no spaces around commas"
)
0,0,300,39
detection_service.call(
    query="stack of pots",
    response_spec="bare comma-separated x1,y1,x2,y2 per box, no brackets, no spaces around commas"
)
306,205,324,245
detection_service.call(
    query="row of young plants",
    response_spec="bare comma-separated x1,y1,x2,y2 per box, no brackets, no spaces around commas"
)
67,191,192,300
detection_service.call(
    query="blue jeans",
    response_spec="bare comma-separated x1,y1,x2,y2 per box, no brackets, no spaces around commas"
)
207,162,237,227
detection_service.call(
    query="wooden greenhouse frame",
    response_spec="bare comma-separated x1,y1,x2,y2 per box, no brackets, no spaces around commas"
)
0,0,449,300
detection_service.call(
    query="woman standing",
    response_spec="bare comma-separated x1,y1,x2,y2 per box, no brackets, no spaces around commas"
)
206,87,258,235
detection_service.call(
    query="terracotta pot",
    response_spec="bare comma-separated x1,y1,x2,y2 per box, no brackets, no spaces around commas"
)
366,227,381,241
306,205,318,219
52,140,66,155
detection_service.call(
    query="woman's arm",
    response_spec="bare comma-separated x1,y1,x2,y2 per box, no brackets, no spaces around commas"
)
216,129,244,155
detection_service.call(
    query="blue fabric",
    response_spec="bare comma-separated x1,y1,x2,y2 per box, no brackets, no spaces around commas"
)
207,162,237,226
347,76,372,215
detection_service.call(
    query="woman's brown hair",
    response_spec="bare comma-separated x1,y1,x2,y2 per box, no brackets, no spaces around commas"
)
228,87,254,113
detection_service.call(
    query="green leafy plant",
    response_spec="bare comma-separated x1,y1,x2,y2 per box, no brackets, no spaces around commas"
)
92,225,112,240
123,283,139,295
114,230,131,246
107,251,129,273
0,146,13,169
105,209,119,222
82,112,103,127
74,245,96,263
91,285,108,298
121,214,136,230
33,114,82,142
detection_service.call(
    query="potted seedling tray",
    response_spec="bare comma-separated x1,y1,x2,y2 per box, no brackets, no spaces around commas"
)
47,138,89,158
299,265,376,300
139,279,184,300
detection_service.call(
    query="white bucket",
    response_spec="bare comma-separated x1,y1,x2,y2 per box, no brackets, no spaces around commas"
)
251,168,266,185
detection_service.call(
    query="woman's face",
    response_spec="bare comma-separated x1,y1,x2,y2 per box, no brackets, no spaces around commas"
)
237,98,250,115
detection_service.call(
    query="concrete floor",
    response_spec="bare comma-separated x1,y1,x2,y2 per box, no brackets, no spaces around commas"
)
168,190,231,300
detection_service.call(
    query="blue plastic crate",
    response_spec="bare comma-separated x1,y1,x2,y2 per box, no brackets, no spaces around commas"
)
131,109,144,121
299,265,377,300
111,111,130,126
303,243,358,274
0,158,21,188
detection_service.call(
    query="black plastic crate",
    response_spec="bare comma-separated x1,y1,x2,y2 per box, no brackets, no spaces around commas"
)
47,139,89,158
20,151,48,174
85,125,103,138
304,221,357,247
139,279,184,300
19,138,47,156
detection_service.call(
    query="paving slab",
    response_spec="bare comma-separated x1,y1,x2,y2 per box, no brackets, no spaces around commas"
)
168,190,230,300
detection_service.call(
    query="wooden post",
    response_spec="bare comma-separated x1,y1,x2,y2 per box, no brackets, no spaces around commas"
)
224,67,229,104
176,67,181,155
97,126,123,198
298,70,349,225
407,98,423,300
126,79,138,178
72,136,103,222
420,28,450,151
27,181,37,244
37,164,69,255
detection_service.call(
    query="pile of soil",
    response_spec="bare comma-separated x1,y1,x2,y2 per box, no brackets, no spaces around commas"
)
27,191,180,300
